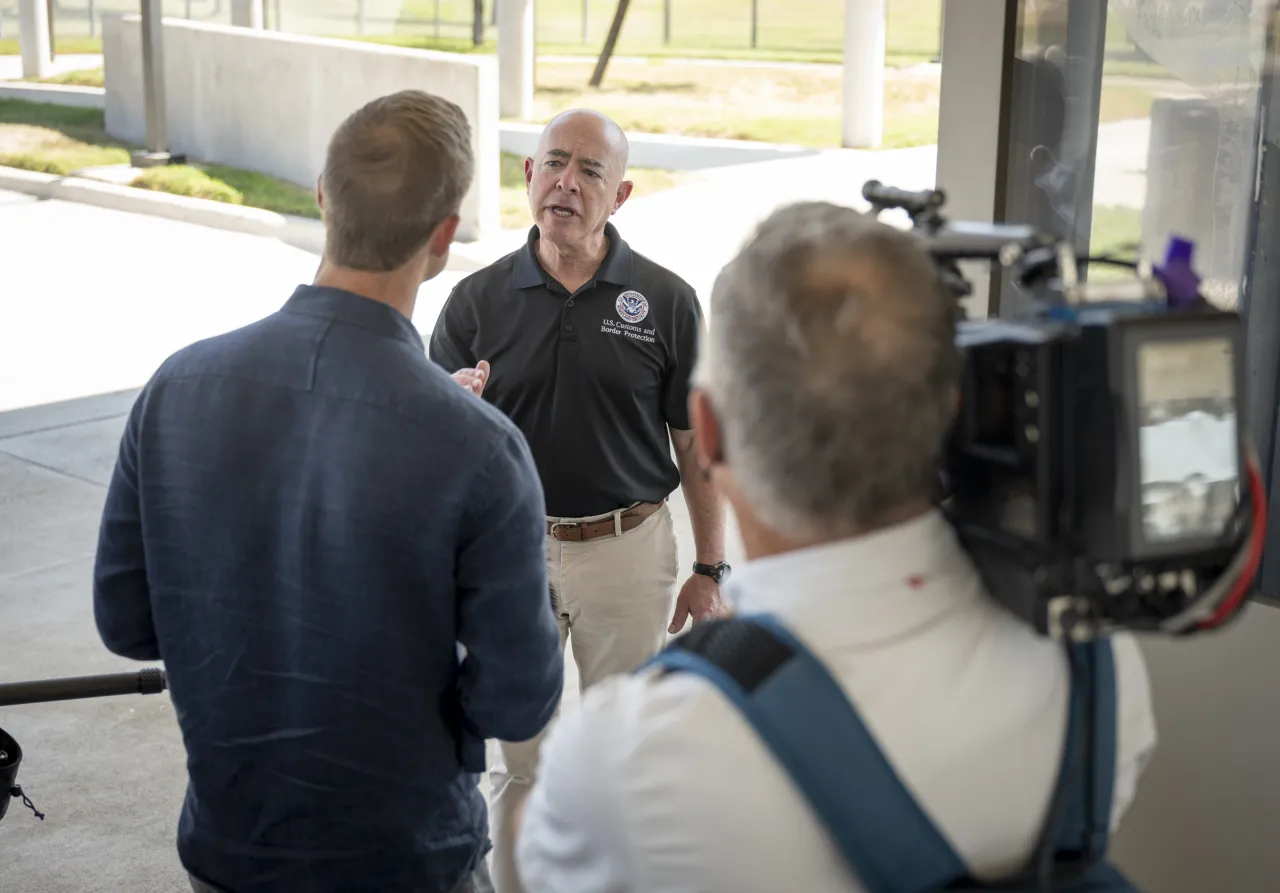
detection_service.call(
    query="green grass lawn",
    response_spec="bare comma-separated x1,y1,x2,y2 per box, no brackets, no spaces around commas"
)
1086,203,1144,283
0,98,320,217
22,66,106,87
30,66,106,88
0,98,684,226
1091,204,1142,259
22,54,1159,152
364,0,940,64
526,56,1160,149
0,0,936,63
0,0,1170,73
0,36,103,56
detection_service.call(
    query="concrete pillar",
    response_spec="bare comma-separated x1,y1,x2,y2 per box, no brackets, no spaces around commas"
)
842,0,885,148
934,0,1016,319
230,0,264,28
18,0,52,80
138,0,170,161
498,0,534,120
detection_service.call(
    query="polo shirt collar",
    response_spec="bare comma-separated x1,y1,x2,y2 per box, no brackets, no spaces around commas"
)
726,509,984,646
281,285,425,351
513,222,633,289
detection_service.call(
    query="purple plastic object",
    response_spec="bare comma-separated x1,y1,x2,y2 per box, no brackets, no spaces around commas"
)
1154,236,1202,308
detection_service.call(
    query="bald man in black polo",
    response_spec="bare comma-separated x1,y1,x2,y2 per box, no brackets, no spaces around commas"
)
428,109,729,893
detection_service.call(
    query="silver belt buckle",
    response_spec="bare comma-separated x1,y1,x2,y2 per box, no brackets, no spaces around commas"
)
548,521,579,538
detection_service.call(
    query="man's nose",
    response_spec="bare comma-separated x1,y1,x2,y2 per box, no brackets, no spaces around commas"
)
556,172,580,194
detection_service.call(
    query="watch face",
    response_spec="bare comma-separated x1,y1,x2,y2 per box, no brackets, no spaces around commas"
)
698,562,730,583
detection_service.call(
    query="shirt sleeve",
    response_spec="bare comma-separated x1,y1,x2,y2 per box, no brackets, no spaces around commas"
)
662,287,706,431
454,426,563,747
516,687,636,893
93,390,160,661
428,284,479,374
1109,631,1159,829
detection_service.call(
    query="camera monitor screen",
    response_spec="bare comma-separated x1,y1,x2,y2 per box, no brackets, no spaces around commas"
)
1136,336,1239,547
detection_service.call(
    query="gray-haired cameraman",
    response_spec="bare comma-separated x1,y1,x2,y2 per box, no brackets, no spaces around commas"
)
512,202,1158,893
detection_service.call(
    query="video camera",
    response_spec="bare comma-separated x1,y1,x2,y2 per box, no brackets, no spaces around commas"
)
862,181,1266,642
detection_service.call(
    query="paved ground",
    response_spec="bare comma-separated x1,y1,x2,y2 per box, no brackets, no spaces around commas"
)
0,189,472,415
0,114,1149,887
0,53,102,81
0,180,746,889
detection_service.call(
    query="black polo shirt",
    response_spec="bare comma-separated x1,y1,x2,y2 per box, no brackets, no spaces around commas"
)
429,223,704,519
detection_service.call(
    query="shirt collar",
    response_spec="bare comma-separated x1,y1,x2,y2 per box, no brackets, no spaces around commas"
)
513,222,633,290
726,509,984,643
281,285,424,352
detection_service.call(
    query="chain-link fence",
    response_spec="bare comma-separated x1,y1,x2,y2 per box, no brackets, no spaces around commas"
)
0,0,946,60
0,0,228,39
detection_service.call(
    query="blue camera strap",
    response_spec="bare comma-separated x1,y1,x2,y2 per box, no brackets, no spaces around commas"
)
641,613,1118,893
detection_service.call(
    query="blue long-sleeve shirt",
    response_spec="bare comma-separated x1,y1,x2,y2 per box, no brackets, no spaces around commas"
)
93,285,564,893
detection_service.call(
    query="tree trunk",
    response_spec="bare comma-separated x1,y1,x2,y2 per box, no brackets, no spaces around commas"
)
589,0,631,87
473,0,484,45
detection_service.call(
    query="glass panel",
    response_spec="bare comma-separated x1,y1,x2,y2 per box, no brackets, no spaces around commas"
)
998,0,1108,315
997,0,1268,314
1107,1,1267,309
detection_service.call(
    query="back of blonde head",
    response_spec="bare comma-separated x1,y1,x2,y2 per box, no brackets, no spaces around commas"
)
322,90,474,272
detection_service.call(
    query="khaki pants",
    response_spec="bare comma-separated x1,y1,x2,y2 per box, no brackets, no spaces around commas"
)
488,502,680,893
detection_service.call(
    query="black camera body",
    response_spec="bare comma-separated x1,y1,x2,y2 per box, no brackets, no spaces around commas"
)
864,181,1258,640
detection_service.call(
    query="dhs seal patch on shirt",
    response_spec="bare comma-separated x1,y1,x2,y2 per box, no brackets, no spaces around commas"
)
616,290,649,324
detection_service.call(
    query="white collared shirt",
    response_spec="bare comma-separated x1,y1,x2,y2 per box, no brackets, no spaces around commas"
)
515,510,1158,893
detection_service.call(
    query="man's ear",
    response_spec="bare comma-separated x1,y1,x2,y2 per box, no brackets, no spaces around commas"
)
613,179,634,215
524,157,534,190
689,388,724,471
429,214,461,257
316,175,325,212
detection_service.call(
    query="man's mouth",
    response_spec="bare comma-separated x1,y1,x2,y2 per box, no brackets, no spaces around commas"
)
548,205,576,218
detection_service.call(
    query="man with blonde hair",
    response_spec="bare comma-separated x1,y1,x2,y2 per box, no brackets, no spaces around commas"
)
93,90,563,893
514,202,1157,892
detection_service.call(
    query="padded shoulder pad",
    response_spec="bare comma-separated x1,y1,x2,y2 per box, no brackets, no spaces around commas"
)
664,617,795,692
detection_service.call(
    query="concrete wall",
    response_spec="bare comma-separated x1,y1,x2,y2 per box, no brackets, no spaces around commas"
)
102,17,498,241
1111,603,1280,892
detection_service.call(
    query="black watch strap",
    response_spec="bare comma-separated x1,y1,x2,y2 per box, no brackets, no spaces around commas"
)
693,561,731,584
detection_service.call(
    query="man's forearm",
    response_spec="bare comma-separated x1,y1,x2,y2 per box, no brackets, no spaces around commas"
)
674,436,725,563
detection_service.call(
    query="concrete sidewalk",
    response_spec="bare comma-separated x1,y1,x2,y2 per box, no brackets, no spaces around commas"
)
0,53,103,81
0,188,472,414
0,362,738,893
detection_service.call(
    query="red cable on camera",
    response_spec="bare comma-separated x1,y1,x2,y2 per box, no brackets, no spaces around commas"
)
1198,449,1268,630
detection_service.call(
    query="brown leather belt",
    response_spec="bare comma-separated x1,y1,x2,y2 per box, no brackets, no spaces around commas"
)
547,500,665,543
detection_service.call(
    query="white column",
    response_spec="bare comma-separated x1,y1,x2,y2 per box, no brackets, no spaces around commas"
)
842,0,885,149
230,0,264,28
18,0,51,80
934,0,1014,319
498,0,534,120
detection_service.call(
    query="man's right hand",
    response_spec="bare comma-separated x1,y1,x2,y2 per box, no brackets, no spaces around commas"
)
452,360,490,397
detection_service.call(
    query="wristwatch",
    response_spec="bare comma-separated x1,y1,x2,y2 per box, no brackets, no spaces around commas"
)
693,561,732,584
